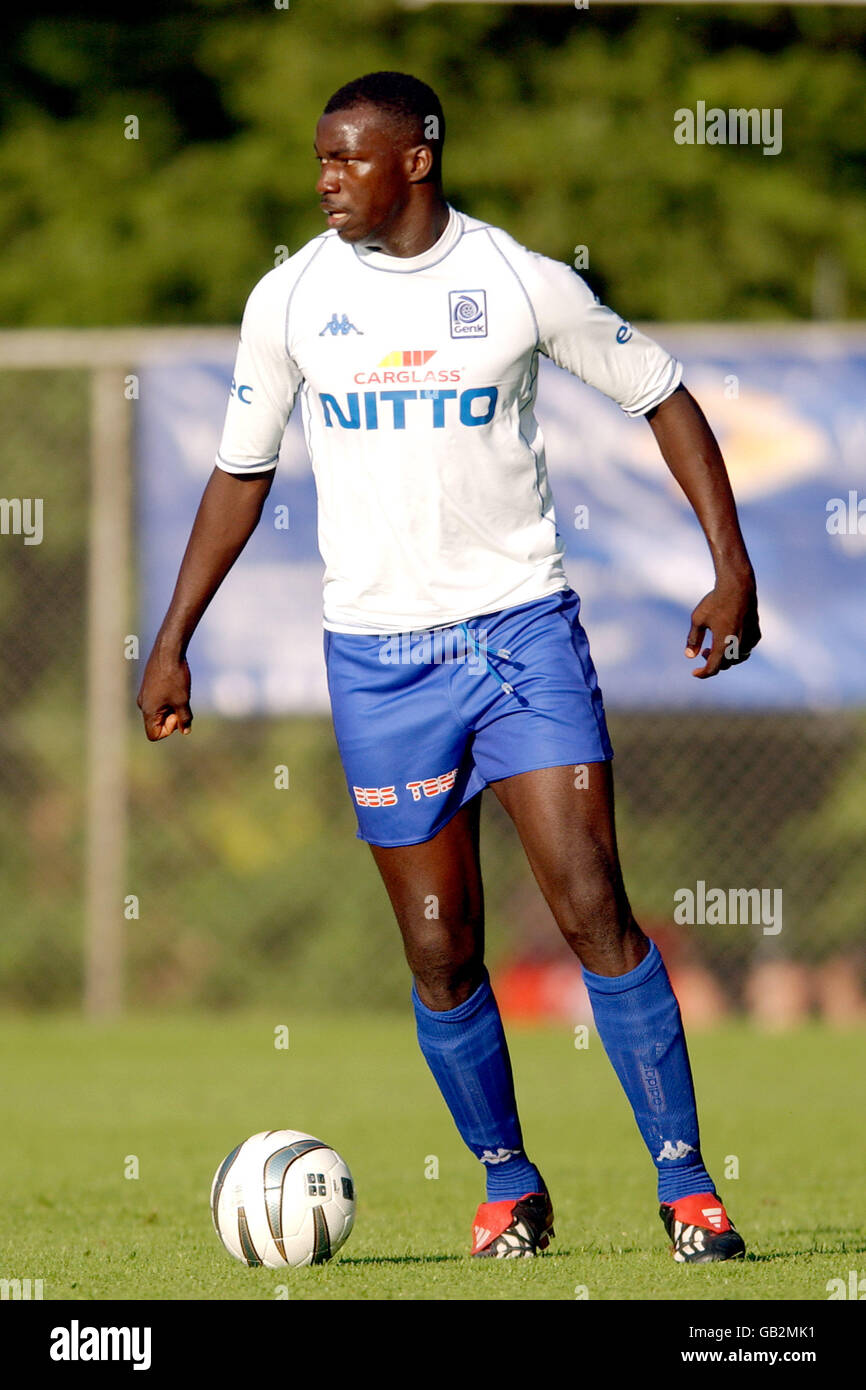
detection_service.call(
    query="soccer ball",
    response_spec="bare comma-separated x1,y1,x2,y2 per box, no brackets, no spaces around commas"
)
210,1129,356,1268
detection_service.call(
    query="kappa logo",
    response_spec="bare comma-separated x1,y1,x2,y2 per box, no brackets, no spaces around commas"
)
480,1146,522,1165
656,1139,697,1161
319,312,363,337
449,289,487,338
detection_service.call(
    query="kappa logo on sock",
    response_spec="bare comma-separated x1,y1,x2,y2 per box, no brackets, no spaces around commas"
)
656,1139,697,1162
479,1147,522,1166
702,1205,724,1229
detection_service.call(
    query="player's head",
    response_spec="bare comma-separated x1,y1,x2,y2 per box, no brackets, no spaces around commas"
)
315,72,446,245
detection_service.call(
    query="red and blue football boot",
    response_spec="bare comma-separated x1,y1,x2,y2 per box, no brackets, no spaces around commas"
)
471,1185,555,1258
659,1192,746,1263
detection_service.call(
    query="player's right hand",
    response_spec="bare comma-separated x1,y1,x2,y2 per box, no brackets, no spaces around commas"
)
136,651,193,741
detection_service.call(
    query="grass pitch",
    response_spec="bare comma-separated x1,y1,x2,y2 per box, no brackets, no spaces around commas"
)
2,1012,863,1301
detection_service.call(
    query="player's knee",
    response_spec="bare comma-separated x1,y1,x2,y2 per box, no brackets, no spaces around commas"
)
556,896,645,967
549,875,631,948
412,960,484,1011
404,917,484,1009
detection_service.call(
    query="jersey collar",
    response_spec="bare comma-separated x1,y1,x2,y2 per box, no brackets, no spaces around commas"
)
351,205,463,273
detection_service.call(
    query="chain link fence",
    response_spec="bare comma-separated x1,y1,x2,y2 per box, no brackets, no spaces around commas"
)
1,347,864,1022
0,366,89,1004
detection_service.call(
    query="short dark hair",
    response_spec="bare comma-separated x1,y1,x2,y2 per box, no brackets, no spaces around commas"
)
323,71,445,182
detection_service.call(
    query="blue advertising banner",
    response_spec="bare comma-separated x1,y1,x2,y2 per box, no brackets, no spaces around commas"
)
137,327,866,712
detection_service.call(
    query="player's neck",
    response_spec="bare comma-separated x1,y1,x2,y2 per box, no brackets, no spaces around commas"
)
362,194,450,259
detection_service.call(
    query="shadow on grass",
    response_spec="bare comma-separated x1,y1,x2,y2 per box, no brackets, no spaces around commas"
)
743,1241,866,1264
338,1247,612,1265
338,1254,462,1266
339,1233,866,1267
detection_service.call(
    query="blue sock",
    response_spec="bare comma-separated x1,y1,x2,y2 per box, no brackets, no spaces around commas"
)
412,971,543,1202
582,940,716,1204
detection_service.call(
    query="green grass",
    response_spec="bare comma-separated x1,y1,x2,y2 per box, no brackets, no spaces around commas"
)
1,1013,863,1301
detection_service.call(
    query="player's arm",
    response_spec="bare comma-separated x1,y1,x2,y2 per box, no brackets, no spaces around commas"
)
517,246,760,680
646,383,760,679
137,466,275,740
138,267,300,740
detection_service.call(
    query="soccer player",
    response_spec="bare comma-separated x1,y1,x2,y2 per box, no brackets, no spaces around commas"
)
138,72,760,1263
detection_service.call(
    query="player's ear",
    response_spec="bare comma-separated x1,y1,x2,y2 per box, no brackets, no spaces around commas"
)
406,144,434,183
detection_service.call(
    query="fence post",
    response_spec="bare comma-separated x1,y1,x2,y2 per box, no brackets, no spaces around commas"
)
84,367,131,1017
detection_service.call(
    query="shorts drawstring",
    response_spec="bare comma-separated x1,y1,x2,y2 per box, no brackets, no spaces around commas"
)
458,622,516,696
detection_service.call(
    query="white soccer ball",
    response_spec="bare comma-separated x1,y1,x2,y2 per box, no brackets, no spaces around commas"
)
210,1129,356,1268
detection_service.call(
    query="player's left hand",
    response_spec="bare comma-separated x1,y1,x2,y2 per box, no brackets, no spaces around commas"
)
685,573,761,678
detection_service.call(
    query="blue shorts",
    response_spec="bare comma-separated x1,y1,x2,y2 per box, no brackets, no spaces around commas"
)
323,587,613,847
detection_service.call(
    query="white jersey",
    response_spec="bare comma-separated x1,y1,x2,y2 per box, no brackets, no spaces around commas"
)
216,206,682,632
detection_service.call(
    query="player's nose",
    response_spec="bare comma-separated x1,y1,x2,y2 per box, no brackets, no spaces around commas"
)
316,162,340,195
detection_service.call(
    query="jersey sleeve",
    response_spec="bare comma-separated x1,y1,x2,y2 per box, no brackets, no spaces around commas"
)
215,269,303,474
518,247,682,417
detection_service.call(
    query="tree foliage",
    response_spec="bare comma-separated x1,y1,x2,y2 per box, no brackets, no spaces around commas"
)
0,1,864,325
